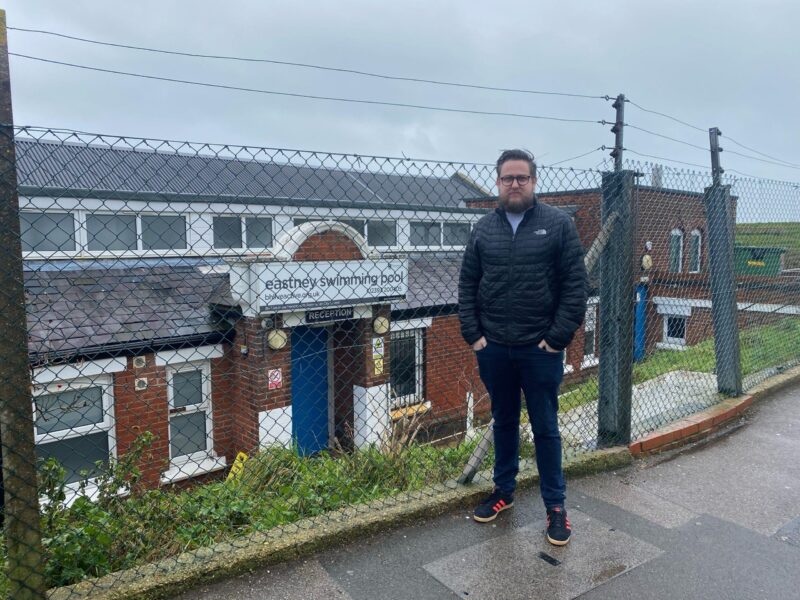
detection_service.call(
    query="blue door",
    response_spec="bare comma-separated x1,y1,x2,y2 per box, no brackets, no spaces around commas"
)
634,283,648,362
291,326,329,455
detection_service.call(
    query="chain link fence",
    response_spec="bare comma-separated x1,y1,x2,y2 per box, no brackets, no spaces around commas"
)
0,126,798,597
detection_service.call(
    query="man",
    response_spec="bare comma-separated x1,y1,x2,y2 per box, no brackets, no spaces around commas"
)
458,149,587,546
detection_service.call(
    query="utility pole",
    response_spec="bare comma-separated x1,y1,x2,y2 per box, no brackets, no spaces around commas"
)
0,9,48,600
704,127,742,396
597,93,634,447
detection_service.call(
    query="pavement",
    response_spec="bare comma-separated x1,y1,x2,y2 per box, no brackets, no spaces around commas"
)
173,383,800,600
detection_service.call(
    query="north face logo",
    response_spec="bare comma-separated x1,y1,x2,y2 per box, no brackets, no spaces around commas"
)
534,229,547,235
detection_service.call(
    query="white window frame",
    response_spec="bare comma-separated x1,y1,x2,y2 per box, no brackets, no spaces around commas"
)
365,219,398,248
581,304,599,368
212,215,245,250
19,209,79,256
409,221,442,249
31,374,117,502
689,229,702,273
389,328,425,409
661,314,688,349
669,228,684,273
441,221,471,249
160,353,226,483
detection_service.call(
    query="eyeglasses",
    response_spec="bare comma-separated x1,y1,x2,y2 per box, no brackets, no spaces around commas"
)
499,175,532,186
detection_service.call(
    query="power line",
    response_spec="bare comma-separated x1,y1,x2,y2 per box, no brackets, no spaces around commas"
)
628,99,800,171
624,148,709,170
626,100,706,133
11,53,604,126
723,136,800,169
8,26,610,101
723,148,800,172
625,124,708,152
546,147,603,167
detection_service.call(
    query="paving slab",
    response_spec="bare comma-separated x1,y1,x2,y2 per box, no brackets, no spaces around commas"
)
571,473,697,529
423,509,662,600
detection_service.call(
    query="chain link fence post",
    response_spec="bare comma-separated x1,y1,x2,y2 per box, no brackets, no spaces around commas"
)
0,10,48,599
597,170,636,447
704,127,742,396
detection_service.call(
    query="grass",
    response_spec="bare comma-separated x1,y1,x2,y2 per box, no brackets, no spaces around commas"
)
735,222,800,269
558,317,800,412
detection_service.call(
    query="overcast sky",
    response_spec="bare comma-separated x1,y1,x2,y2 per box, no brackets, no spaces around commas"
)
4,0,800,219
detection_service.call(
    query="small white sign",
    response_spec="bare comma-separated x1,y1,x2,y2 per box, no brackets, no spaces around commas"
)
268,368,283,390
256,260,408,309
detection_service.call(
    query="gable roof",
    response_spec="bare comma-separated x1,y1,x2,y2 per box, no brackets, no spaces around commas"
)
15,139,491,210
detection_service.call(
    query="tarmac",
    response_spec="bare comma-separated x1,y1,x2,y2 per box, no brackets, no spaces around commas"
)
173,382,800,600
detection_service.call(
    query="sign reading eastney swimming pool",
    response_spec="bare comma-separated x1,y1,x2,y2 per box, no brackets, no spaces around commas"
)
258,260,408,309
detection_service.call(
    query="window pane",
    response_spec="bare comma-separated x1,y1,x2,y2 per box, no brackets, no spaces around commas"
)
245,217,273,248
35,387,104,435
410,222,440,246
87,214,137,251
340,219,365,236
367,220,396,247
142,215,186,250
390,332,417,399
690,234,701,272
669,234,682,272
667,316,686,340
37,432,109,484
443,223,470,246
172,370,203,408
583,330,595,357
170,412,208,459
213,216,242,249
20,212,75,252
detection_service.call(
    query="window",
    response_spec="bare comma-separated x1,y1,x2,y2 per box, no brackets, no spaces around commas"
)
87,214,137,251
245,217,273,248
664,315,687,345
689,229,702,273
443,223,471,246
367,220,397,247
213,216,243,249
167,363,214,466
410,221,441,247
294,217,365,236
142,215,187,250
669,229,683,273
20,212,76,252
33,377,114,485
389,329,424,407
582,304,599,368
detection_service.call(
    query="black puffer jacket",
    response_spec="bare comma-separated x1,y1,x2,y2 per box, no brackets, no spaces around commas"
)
458,200,588,350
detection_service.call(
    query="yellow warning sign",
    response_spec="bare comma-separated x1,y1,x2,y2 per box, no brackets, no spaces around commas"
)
227,451,249,481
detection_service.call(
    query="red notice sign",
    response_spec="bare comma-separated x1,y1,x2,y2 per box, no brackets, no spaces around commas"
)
268,368,283,390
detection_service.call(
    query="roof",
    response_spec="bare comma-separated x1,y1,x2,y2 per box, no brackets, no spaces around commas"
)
15,138,490,210
25,264,231,360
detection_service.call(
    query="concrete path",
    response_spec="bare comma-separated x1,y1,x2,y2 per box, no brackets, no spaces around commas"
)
174,384,800,600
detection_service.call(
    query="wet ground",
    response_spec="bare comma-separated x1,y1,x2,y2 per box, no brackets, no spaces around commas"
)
174,383,800,600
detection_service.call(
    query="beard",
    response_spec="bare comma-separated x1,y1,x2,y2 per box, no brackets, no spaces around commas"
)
499,189,535,213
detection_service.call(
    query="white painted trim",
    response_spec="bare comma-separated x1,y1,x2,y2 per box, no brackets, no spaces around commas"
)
155,345,224,366
656,341,689,352
653,296,800,316
587,295,600,305
392,317,433,331
272,221,374,261
160,456,228,484
32,357,127,385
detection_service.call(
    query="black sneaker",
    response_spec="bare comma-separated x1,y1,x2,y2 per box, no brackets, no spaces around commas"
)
546,506,572,546
473,489,514,523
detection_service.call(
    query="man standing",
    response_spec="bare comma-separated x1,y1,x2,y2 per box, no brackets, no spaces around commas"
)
458,149,587,545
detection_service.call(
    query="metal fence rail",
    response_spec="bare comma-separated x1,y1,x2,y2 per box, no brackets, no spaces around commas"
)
0,124,798,597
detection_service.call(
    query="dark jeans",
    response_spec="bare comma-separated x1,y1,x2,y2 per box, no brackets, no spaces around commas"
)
476,340,565,509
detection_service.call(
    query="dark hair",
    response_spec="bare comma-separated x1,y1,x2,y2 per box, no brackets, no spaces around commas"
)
496,149,537,178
